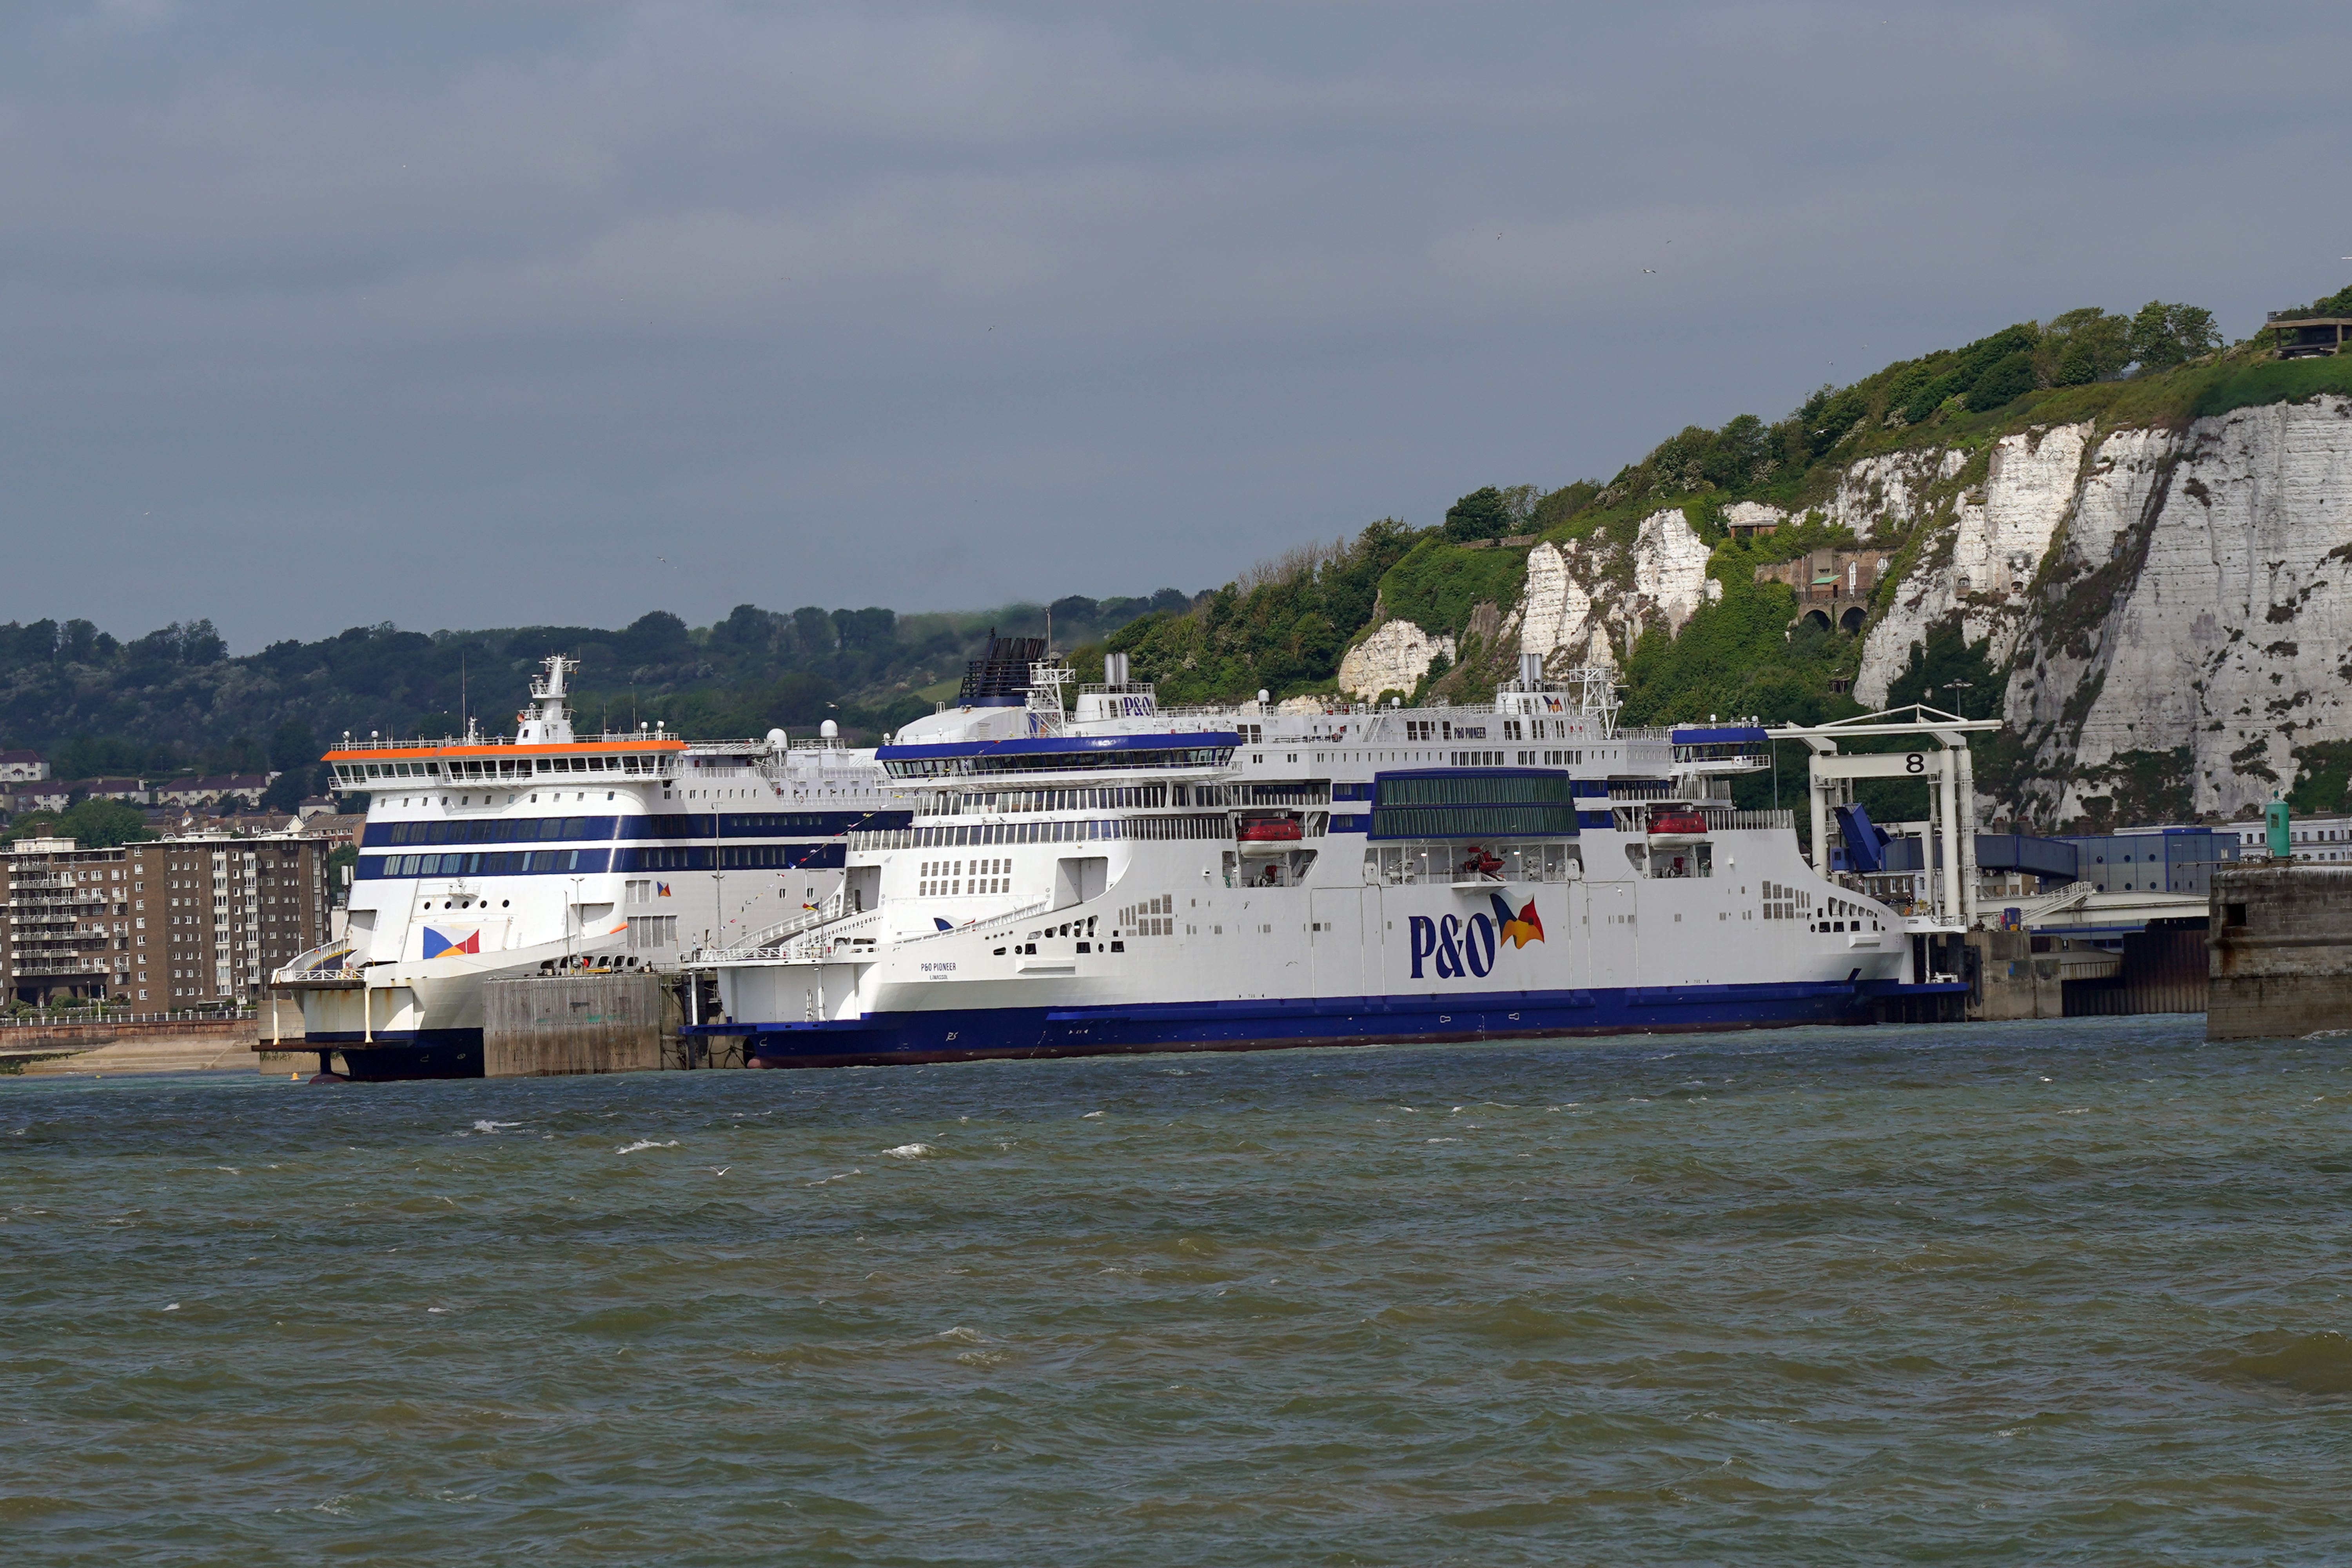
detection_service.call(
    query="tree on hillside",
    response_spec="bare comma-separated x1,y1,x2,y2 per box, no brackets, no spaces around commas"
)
1442,487,1514,543
2129,301,2220,371
4,798,151,848
2042,308,2133,385
1886,619,1999,719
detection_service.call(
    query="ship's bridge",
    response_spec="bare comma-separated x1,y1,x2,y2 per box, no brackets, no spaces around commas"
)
324,737,687,790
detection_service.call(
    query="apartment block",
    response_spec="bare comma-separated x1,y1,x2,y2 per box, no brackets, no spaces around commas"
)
1,834,333,1006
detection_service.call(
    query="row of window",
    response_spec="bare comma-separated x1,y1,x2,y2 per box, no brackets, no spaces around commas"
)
884,746,1235,779
949,781,1323,809
1363,843,1581,885
625,915,679,950
365,811,903,848
918,858,1013,898
852,815,1239,851
334,752,675,786
358,844,851,879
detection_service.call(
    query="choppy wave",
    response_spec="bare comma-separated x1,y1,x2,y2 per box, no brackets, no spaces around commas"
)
2203,1330,2352,1397
5,1014,2348,1562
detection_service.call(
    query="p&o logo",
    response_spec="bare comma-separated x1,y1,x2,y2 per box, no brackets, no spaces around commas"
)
1408,893,1544,980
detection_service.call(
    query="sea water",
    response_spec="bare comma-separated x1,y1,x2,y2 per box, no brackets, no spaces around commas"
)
4,1016,2349,1564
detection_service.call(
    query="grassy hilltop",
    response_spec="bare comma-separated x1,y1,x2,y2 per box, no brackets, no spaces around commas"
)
1106,292,2352,737
5,288,2352,825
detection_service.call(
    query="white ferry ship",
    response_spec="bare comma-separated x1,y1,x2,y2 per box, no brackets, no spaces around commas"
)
273,655,914,1076
689,648,1967,1067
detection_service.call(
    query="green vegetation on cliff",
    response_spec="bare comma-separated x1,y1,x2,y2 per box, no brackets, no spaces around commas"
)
13,283,2352,821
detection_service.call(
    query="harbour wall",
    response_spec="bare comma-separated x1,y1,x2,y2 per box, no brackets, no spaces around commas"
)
482,973,695,1077
2208,864,2352,1041
1967,923,2208,1022
0,1016,266,1076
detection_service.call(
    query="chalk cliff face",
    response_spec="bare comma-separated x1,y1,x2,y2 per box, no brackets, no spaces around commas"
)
2007,396,2352,821
1336,617,1457,701
1356,392,2352,824
1839,396,2352,822
1517,507,1722,673
1852,424,2094,706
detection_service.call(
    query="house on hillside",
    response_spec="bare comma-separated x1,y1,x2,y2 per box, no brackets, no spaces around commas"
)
77,777,152,804
1754,549,1891,635
2267,310,2352,359
1,785,70,814
154,773,276,808
0,749,49,782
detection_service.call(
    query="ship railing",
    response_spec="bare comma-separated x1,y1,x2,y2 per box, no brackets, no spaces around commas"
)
1609,804,1795,832
0,1006,251,1028
894,895,1056,948
270,937,358,982
726,893,853,953
697,907,885,965
1704,807,1794,830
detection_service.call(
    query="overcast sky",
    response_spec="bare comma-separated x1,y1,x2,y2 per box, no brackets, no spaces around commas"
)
4,2,2347,651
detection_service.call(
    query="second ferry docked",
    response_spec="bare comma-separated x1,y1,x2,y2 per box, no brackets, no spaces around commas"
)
688,641,1963,1066
275,655,914,1074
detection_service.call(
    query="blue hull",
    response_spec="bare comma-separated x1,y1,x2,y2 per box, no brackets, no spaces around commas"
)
302,1028,485,1080
699,980,1967,1069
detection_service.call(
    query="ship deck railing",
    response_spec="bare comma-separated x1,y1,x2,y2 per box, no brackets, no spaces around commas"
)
695,907,885,965
327,731,817,752
716,898,856,956
693,893,1062,966
1608,804,1795,832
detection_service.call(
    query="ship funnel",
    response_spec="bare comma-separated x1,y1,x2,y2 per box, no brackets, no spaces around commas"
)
1518,652,1543,689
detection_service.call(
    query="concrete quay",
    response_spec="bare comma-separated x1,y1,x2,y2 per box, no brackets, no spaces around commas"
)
0,1016,266,1076
2208,863,2352,1040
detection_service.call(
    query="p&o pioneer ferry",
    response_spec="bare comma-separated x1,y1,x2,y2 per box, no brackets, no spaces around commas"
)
687,642,1971,1068
273,655,914,1076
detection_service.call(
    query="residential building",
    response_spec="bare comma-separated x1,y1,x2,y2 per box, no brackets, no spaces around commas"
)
76,777,152,804
154,773,276,808
0,833,333,1006
0,749,49,782
2230,814,2352,862
296,811,367,848
2,786,71,815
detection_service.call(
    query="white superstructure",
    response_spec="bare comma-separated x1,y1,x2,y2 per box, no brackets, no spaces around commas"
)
694,649,1965,1068
272,655,916,1074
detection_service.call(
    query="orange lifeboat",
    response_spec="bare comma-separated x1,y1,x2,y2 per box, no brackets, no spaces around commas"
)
1236,817,1303,843
1648,808,1710,838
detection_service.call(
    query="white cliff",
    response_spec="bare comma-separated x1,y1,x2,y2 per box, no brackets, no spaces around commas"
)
1343,388,2352,824
1336,618,1458,700
1817,446,1966,538
1854,424,2092,705
1516,508,1720,673
2010,396,2352,820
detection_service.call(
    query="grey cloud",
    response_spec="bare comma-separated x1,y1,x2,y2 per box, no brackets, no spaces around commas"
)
2,2,2348,648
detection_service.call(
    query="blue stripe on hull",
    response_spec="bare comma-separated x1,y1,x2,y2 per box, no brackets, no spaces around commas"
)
710,981,1945,1069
